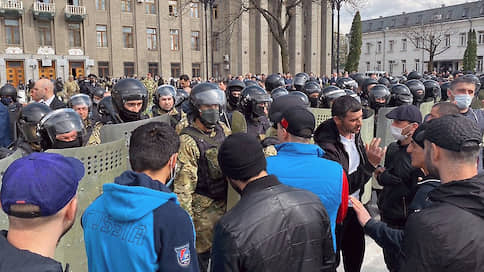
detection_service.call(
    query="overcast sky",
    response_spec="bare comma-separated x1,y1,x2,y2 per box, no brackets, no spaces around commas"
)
340,0,474,34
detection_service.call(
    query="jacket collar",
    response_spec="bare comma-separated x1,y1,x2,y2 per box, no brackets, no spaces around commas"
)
241,175,280,196
275,142,325,157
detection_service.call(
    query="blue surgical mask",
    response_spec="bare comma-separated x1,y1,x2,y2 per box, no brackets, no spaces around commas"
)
454,94,473,110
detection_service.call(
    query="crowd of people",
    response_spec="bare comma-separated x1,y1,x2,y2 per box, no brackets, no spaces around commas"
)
0,68,483,272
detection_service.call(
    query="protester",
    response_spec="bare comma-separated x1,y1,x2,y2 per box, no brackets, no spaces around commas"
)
82,122,198,271
211,133,335,271
0,153,84,271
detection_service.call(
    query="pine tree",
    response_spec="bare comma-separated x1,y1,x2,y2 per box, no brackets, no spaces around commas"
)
463,29,477,72
346,11,362,73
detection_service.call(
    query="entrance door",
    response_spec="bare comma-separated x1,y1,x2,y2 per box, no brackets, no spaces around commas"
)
38,60,56,80
69,61,84,79
6,61,25,88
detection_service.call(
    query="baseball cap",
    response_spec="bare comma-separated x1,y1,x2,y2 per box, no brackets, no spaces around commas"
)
269,95,307,123
1,152,85,218
385,104,422,124
424,114,482,152
280,106,315,138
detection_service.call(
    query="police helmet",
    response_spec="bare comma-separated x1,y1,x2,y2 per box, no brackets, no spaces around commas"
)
293,72,309,92
361,78,378,94
288,91,310,107
336,77,358,91
92,86,106,99
175,89,189,107
389,84,413,106
406,80,426,103
407,71,423,80
189,82,226,112
153,85,176,109
17,102,51,144
320,86,346,108
304,81,322,108
68,94,92,113
0,83,17,102
226,79,245,108
378,77,391,87
369,84,390,110
271,87,289,100
38,108,85,150
239,85,272,118
265,74,285,92
345,89,361,103
440,81,451,101
350,73,366,86
423,80,441,101
111,78,148,121
243,79,258,87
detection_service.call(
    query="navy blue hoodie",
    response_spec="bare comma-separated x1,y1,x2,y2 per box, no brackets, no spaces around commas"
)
82,171,199,272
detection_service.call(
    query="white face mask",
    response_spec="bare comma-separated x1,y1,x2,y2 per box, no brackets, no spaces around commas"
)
391,124,411,141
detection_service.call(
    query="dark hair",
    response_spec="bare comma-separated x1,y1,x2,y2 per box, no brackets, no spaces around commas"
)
129,122,180,172
450,76,476,91
331,95,362,118
433,102,460,117
180,74,190,81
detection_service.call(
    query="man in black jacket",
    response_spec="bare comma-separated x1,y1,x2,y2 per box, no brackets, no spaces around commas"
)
211,133,335,272
401,114,484,271
314,95,385,272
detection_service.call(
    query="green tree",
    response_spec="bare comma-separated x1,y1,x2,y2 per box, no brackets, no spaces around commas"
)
463,29,477,72
345,11,362,73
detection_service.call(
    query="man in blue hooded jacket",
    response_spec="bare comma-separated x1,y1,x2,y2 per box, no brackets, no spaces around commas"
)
82,122,198,272
266,106,348,251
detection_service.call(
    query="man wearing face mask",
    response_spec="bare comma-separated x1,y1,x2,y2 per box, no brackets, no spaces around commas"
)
174,82,231,272
38,109,85,150
374,104,423,271
110,78,149,123
237,85,272,140
82,122,199,272
447,76,484,134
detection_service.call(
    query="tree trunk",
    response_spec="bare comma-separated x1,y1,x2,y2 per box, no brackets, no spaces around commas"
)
280,39,290,74
428,54,434,73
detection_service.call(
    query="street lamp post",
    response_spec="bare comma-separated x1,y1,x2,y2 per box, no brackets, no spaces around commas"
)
202,0,215,81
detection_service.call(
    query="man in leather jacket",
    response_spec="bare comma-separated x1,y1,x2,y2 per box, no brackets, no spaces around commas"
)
211,133,335,272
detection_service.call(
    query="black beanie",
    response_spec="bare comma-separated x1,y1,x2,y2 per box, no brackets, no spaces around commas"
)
218,133,267,180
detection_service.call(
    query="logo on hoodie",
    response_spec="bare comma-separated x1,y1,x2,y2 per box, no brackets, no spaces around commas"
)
175,244,191,266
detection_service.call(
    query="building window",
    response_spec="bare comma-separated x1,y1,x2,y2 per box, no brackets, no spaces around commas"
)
366,62,370,71
148,63,158,76
213,32,219,51
170,29,179,51
415,59,420,72
481,5,484,15
171,63,181,77
462,8,469,17
190,2,199,18
460,33,466,46
191,31,200,51
68,0,81,5
5,19,20,45
403,17,408,25
402,60,407,73
401,38,407,51
376,61,382,71
145,0,156,14
192,63,201,77
67,23,81,47
389,60,395,74
416,38,420,49
98,61,109,78
37,21,52,46
479,32,484,45
213,63,220,78
168,0,178,16
96,25,108,48
96,0,105,10
146,28,157,50
123,26,134,48
478,56,483,72
445,34,451,47
388,40,394,52
213,5,218,19
124,62,135,77
416,15,423,24
377,41,382,54
121,0,132,12
366,43,371,54
446,10,452,19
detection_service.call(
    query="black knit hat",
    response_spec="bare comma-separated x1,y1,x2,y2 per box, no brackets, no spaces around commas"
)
424,114,482,152
218,133,267,180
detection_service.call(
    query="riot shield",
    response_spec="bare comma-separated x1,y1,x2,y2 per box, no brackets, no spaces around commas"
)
310,108,332,129
375,107,397,149
0,150,23,228
45,138,129,271
100,115,170,144
420,101,434,117
360,115,374,204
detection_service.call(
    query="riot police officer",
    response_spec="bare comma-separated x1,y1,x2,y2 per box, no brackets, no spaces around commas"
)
320,86,346,108
225,79,245,113
271,86,289,99
152,84,184,128
389,84,413,106
68,94,102,146
423,80,441,103
407,71,423,80
406,79,426,107
336,77,358,92
368,84,391,113
239,85,272,139
288,91,310,107
440,81,451,101
265,73,286,93
174,82,231,271
303,81,322,108
110,78,149,123
0,83,22,141
292,72,309,92
38,108,84,150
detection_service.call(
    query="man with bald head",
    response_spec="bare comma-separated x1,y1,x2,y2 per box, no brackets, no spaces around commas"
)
31,79,65,110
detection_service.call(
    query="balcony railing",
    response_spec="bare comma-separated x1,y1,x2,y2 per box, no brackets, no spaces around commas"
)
65,4,86,16
33,1,55,14
0,0,23,11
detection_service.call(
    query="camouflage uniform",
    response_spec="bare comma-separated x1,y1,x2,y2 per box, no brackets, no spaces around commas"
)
151,106,186,129
62,80,80,100
174,121,231,254
142,78,157,109
83,118,103,146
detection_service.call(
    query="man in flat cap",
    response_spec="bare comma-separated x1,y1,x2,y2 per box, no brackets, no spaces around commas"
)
400,114,484,271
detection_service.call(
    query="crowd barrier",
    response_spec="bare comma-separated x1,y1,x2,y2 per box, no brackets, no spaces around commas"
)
100,115,170,144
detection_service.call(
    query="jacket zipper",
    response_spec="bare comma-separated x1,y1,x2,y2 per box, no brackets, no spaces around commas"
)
403,196,407,218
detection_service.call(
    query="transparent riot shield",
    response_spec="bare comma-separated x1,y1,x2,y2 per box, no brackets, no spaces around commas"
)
0,150,23,228
100,115,170,144
310,108,333,129
420,101,434,118
373,107,397,190
360,114,375,204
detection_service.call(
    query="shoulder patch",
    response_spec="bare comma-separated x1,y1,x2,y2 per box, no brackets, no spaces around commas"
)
175,244,191,267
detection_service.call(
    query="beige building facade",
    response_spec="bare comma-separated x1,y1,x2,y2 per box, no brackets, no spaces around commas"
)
0,0,332,87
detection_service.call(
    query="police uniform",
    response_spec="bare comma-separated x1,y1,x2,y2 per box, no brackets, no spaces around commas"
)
84,119,103,146
151,105,186,129
62,80,80,100
174,121,231,255
142,78,157,109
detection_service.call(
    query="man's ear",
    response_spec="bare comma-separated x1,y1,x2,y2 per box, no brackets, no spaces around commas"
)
170,153,178,168
65,197,78,222
431,143,440,162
